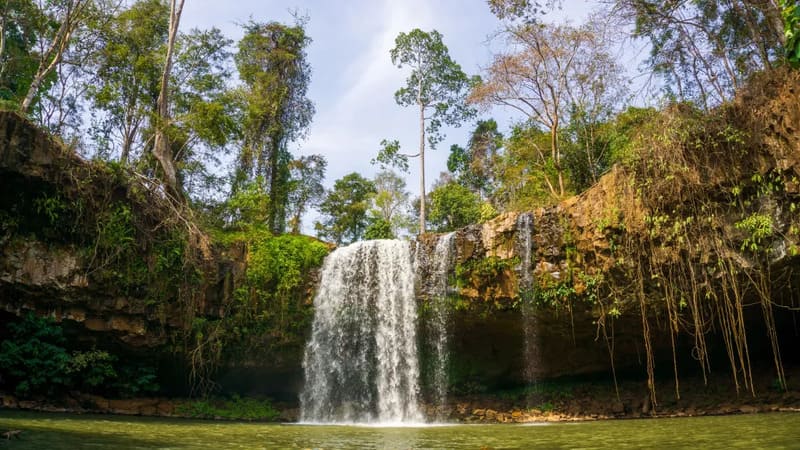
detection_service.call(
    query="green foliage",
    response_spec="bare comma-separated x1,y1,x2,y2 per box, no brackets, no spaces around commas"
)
447,119,503,200
783,0,800,68
246,232,329,297
0,314,158,397
487,0,559,22
479,202,499,223
605,107,659,167
287,154,327,234
33,193,68,226
374,139,410,173
530,271,603,309
65,349,117,388
111,364,160,397
735,212,774,253
88,0,168,162
0,0,48,107
192,229,328,386
0,314,72,396
390,28,475,151
235,19,314,234
224,178,270,229
365,217,395,240
315,172,376,244
494,124,561,209
369,170,412,237
381,28,475,232
177,395,280,421
90,201,152,288
428,181,482,232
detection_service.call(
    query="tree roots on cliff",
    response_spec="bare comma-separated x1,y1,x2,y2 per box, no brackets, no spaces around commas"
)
592,69,800,408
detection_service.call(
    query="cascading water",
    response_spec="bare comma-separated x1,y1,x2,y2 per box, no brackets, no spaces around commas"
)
299,239,423,424
516,213,538,388
426,232,455,417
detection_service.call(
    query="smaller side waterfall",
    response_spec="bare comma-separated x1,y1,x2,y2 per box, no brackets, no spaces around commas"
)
427,232,456,417
300,240,423,424
516,213,538,388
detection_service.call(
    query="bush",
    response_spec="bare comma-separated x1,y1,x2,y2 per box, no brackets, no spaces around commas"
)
0,314,160,398
0,314,72,396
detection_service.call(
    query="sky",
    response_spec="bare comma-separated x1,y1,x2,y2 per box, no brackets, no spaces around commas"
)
180,0,627,232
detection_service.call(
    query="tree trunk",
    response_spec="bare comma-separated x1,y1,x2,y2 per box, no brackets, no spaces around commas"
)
20,1,85,114
0,6,7,79
152,0,184,197
551,120,564,198
268,136,285,234
418,101,426,235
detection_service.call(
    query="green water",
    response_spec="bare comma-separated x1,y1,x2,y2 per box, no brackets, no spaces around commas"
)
1,410,799,449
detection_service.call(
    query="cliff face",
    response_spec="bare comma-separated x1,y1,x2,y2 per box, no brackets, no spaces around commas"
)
418,69,800,391
0,112,233,350
2,71,799,400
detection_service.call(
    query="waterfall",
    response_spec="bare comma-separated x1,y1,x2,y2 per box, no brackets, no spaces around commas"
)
516,213,538,387
299,239,423,424
427,232,455,417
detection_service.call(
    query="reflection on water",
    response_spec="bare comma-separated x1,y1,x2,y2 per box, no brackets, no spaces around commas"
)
1,410,799,449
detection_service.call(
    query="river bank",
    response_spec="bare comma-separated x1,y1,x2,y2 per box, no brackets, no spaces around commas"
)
2,369,799,424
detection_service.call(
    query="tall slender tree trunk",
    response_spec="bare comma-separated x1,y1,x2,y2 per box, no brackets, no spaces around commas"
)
418,101,426,234
267,135,287,234
0,5,7,80
20,0,85,114
152,0,184,196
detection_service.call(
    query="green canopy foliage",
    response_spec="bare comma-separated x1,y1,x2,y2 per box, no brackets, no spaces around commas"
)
447,119,503,200
428,180,482,232
0,0,45,108
234,20,314,234
315,172,377,245
783,0,800,68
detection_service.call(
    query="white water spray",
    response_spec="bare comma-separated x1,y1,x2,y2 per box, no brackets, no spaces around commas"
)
300,240,423,424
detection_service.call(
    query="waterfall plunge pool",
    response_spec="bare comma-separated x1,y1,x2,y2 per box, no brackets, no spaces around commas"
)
2,410,799,449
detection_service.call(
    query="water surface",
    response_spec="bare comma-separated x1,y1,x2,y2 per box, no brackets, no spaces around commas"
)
1,410,799,449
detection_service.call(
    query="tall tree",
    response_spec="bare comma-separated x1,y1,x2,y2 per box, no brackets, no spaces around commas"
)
428,178,482,232
152,0,184,196
616,0,783,107
470,21,625,200
19,0,92,114
492,124,556,210
169,27,238,200
88,0,168,163
287,154,327,234
0,0,47,108
235,20,314,234
375,29,474,234
369,170,412,238
315,172,376,245
447,119,503,201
